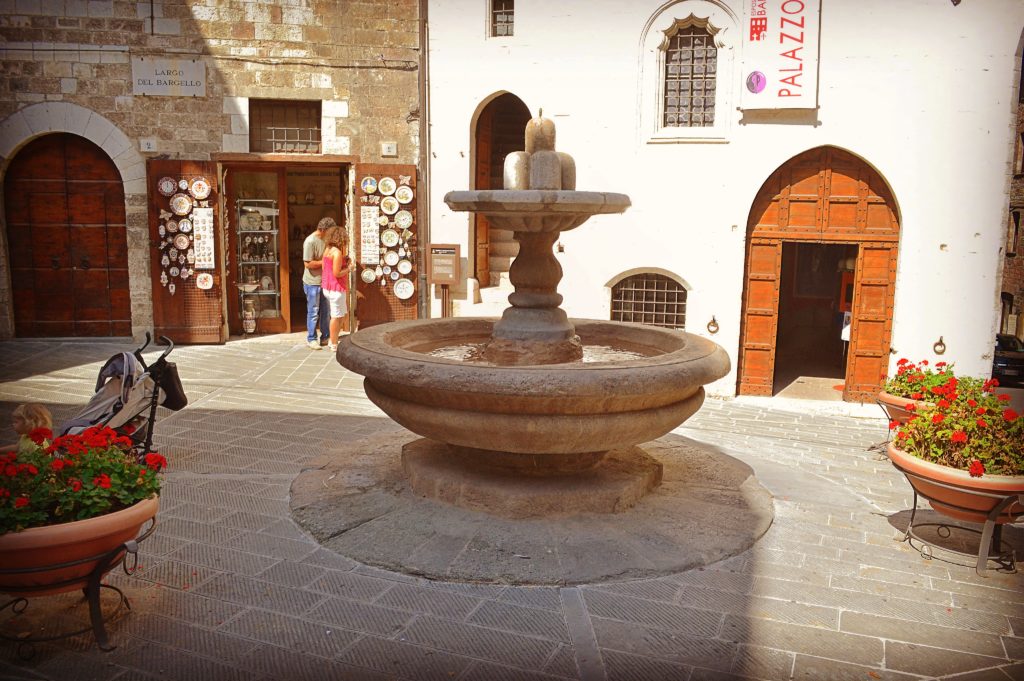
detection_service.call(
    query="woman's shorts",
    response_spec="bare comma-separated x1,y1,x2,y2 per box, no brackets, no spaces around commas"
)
323,289,348,318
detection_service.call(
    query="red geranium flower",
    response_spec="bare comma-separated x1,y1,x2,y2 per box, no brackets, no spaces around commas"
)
144,453,167,471
911,392,923,400
932,413,945,425
69,478,82,492
951,430,968,444
50,458,65,471
92,473,111,489
28,427,52,445
14,496,29,508
976,419,986,428
968,459,985,477
997,394,1011,402
1004,409,1019,422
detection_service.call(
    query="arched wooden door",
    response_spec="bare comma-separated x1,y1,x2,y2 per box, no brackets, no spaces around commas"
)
738,147,900,402
473,93,531,286
4,134,131,337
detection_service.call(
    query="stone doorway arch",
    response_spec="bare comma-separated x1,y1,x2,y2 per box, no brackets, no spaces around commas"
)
737,146,901,402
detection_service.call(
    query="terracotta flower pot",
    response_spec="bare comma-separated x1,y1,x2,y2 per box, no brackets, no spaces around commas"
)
877,390,931,424
887,445,1024,524
0,496,159,597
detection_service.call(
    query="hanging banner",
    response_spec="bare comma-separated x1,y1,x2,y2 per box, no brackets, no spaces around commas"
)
739,0,821,110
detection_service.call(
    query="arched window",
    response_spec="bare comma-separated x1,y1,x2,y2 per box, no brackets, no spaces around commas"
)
663,23,717,128
611,273,688,329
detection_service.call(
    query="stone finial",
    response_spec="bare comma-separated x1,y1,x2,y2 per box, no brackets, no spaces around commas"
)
503,113,576,191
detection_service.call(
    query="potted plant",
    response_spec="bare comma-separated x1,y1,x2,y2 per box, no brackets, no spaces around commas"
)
1,425,164,597
878,358,979,423
887,373,1023,525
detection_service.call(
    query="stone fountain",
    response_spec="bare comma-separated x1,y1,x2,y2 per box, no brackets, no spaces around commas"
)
335,114,732,518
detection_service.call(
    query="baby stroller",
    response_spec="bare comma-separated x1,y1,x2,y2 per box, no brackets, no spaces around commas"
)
59,333,187,460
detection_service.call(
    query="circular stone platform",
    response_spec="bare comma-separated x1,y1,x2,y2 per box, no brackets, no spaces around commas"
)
289,432,774,585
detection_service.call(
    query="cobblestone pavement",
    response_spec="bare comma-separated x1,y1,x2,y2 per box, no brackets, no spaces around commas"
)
1,336,1022,681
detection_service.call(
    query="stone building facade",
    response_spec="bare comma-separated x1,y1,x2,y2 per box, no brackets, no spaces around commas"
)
425,0,1024,400
0,0,422,341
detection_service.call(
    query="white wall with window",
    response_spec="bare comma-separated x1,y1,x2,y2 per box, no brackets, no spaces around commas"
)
425,0,1024,396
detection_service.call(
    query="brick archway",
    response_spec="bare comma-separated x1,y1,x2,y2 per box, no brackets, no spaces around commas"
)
738,146,900,402
0,102,149,339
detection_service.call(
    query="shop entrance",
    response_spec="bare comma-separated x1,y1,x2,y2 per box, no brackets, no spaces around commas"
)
223,164,348,337
738,147,901,402
4,133,131,337
773,242,858,396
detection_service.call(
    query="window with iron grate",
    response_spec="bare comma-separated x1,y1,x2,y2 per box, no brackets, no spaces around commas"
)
611,273,687,329
249,99,322,154
663,25,717,128
490,0,514,37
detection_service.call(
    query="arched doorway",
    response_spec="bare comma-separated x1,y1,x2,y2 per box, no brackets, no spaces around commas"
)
3,133,130,337
738,147,900,402
473,92,531,286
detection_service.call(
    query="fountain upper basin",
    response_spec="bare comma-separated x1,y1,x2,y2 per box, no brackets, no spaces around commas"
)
444,190,631,233
337,318,730,458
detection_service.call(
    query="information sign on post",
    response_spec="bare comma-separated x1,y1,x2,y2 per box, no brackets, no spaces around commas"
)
428,244,461,285
428,244,460,318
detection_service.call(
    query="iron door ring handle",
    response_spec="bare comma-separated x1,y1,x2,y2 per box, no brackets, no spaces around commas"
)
50,258,60,270
80,259,91,270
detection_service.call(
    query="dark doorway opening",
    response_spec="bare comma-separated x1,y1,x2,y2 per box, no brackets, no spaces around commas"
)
773,242,858,397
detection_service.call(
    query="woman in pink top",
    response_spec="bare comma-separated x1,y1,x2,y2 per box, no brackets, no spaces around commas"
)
321,225,353,351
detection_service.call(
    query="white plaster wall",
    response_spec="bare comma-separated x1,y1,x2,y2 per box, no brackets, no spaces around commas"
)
426,0,1024,396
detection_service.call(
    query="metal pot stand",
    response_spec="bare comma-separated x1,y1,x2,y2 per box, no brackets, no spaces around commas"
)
892,463,1021,575
0,518,157,657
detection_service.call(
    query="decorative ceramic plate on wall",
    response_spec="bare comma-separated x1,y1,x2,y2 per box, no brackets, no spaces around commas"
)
361,267,377,283
397,259,412,275
189,177,211,200
380,196,399,215
170,193,193,216
178,218,192,233
384,250,400,266
394,210,413,229
173,234,190,250
395,186,413,204
381,229,400,247
378,177,397,196
196,272,214,290
393,278,414,300
361,177,378,194
158,177,178,197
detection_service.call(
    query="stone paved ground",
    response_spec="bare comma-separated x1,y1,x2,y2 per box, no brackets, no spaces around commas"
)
1,336,1022,681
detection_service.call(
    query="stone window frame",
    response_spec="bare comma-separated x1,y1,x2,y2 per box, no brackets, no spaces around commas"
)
1009,208,1021,257
639,1,738,144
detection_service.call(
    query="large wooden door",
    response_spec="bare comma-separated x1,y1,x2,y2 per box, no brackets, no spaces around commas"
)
738,147,900,401
4,134,131,337
738,239,783,396
844,244,897,401
147,159,225,343
474,105,493,286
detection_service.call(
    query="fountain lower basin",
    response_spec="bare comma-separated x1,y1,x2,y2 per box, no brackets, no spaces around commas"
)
337,317,730,468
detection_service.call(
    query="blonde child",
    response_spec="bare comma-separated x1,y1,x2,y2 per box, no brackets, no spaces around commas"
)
12,403,53,452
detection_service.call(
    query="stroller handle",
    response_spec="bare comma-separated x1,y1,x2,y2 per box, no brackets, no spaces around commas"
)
156,335,175,360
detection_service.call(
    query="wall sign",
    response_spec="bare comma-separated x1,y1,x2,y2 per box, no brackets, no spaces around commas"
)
428,244,460,285
739,0,820,109
132,57,206,97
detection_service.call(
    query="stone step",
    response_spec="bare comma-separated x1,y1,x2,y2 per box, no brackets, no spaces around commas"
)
489,254,514,273
490,240,519,258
